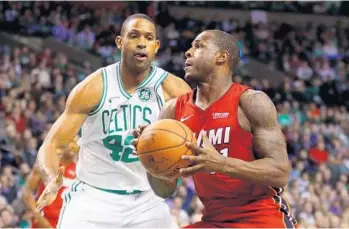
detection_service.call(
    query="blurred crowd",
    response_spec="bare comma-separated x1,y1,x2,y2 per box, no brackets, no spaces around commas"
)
171,1,347,16
0,1,349,228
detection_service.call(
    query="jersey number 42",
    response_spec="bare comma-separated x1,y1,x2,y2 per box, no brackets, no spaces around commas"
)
102,135,139,163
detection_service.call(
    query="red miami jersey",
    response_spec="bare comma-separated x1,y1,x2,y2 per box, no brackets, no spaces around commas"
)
174,83,294,224
33,162,76,228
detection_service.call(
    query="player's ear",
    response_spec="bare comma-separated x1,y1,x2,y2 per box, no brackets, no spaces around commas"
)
216,51,228,65
155,40,160,54
115,36,122,49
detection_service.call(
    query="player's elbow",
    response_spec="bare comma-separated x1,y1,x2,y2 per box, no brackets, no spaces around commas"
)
154,189,175,199
37,138,59,165
147,173,177,199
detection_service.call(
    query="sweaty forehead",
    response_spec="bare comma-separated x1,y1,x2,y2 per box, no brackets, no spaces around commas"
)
124,18,156,34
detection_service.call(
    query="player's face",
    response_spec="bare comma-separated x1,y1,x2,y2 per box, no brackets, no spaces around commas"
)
116,18,160,73
184,31,219,82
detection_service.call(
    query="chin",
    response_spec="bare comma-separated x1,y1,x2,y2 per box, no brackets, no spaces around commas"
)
184,73,197,82
133,61,151,72
184,74,191,81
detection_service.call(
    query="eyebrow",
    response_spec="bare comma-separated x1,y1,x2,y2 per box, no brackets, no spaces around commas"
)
128,29,155,35
192,40,201,46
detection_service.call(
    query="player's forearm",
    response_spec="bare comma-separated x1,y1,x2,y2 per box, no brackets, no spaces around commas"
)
34,214,52,228
22,192,52,227
147,172,177,199
221,157,291,187
37,141,61,185
22,191,37,212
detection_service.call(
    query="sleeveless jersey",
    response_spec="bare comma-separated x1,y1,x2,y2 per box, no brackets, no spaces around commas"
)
33,162,76,228
77,62,168,191
174,83,279,222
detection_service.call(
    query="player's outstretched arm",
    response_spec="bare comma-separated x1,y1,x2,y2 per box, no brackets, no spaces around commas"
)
37,70,102,184
35,70,102,210
226,90,291,187
22,165,52,228
146,98,179,199
162,74,192,101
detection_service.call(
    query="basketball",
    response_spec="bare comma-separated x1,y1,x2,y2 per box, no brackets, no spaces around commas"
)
136,119,196,179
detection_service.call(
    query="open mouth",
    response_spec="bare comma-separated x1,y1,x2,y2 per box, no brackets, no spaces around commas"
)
185,62,192,67
134,52,148,61
185,61,193,70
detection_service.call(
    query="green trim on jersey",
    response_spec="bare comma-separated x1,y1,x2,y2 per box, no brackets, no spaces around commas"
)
154,72,169,110
95,187,142,195
89,69,108,116
81,180,142,195
137,64,157,89
57,181,81,228
116,63,131,99
116,62,157,99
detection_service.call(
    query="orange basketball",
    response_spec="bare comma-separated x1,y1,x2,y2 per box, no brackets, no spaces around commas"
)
137,119,196,179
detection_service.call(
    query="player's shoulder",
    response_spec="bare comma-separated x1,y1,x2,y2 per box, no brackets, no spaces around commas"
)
240,89,273,107
66,68,103,113
162,73,190,88
161,73,191,100
239,89,277,125
102,61,119,72
162,72,186,85
72,69,103,98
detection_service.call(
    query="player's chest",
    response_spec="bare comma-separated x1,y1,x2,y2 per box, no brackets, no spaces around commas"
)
181,109,237,147
180,105,237,133
100,97,160,135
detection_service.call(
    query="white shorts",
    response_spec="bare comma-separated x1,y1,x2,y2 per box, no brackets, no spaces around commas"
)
57,180,178,228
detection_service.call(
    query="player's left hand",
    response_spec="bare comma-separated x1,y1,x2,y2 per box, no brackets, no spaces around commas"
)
131,125,148,148
179,132,226,177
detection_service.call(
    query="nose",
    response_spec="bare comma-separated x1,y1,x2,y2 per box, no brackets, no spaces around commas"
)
137,36,146,49
185,48,192,58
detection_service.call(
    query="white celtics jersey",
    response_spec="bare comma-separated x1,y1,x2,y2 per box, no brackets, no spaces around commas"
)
77,61,169,191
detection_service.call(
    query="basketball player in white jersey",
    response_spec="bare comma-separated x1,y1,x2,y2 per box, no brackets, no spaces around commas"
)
35,14,191,228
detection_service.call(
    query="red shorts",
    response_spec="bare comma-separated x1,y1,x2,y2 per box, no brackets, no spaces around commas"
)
184,215,295,228
184,197,296,228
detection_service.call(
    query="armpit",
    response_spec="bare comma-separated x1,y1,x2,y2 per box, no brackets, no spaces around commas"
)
237,106,251,133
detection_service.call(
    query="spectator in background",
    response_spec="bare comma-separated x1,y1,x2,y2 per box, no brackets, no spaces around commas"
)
309,139,329,165
297,60,313,80
0,2,349,227
76,25,95,50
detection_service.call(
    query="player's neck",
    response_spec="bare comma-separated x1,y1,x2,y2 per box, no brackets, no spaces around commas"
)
196,74,233,109
120,62,151,94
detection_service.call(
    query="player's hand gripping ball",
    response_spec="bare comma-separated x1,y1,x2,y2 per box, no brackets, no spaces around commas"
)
136,119,196,180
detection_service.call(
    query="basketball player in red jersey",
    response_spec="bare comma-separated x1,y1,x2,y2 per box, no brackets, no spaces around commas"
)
134,30,297,228
22,137,79,228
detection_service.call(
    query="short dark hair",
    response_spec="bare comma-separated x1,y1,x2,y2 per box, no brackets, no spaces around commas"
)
121,14,155,36
207,30,240,69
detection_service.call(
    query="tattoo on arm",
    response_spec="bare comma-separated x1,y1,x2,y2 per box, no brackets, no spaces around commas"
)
241,91,288,162
223,90,291,187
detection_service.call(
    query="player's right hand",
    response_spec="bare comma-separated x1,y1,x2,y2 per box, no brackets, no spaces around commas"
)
35,166,65,213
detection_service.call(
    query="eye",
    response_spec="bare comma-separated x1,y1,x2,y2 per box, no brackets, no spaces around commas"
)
129,34,137,39
147,36,154,41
